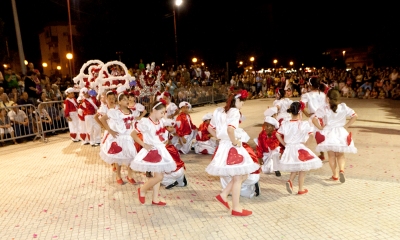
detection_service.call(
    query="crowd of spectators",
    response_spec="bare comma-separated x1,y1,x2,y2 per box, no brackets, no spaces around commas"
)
1,61,399,146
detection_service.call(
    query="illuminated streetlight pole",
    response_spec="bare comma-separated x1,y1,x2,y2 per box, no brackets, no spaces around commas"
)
273,59,277,69
192,57,197,64
173,0,183,67
11,0,26,74
67,0,75,75
66,53,73,80
289,61,293,68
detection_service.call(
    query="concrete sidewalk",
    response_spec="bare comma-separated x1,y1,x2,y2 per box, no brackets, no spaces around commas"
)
0,98,399,239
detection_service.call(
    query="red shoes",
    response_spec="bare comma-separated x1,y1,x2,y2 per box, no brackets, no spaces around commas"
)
215,195,230,210
331,176,339,181
152,201,167,206
126,177,136,184
318,155,325,161
286,180,293,194
138,188,145,204
232,209,252,216
298,189,308,195
116,178,124,185
339,170,345,183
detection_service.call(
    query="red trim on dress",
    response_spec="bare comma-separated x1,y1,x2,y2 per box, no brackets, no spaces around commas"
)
228,124,236,129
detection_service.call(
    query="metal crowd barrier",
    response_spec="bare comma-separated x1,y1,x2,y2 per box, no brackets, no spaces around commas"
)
0,104,42,144
36,101,69,142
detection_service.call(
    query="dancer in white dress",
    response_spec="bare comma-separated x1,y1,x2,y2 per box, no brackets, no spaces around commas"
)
128,91,147,122
194,113,217,155
273,88,293,125
130,100,176,206
206,90,259,217
301,76,327,160
162,92,179,119
312,89,357,183
276,102,323,195
99,92,137,185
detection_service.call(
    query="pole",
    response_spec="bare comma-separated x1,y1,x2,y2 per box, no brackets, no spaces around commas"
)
67,0,75,76
68,59,73,83
11,0,26,74
173,7,178,67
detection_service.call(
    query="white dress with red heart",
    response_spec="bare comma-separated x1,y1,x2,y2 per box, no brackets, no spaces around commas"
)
205,107,260,177
301,91,327,134
314,103,357,153
129,118,177,173
99,109,137,166
277,120,323,172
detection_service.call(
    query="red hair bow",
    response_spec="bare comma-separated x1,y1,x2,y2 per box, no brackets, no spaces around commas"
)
239,90,248,100
111,90,117,94
159,99,167,106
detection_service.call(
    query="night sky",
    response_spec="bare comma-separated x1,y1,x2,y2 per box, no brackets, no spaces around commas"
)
1,0,399,70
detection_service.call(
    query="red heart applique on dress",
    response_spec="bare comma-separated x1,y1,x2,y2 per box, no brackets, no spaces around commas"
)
108,142,122,154
143,150,162,163
347,132,352,146
226,147,244,165
315,132,325,144
298,149,314,162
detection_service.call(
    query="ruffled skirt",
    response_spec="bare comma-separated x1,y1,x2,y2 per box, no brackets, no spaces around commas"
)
205,139,260,177
279,143,323,172
130,144,177,173
315,127,357,153
100,133,137,166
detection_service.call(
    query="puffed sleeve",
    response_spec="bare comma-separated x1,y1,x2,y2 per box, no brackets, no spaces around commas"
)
342,103,356,118
300,92,309,103
226,108,240,129
135,103,145,112
135,118,150,133
97,104,108,115
314,105,326,119
277,121,286,136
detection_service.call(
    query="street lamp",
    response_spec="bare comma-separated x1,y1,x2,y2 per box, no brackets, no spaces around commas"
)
250,57,255,62
239,61,243,65
192,57,197,63
42,63,48,68
273,59,277,69
24,60,28,65
66,53,73,79
173,0,183,66
201,62,204,66
57,66,61,70
289,61,293,68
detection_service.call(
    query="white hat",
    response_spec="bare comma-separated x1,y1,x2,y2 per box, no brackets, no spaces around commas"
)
163,119,176,127
116,85,127,94
202,113,213,121
263,106,278,117
65,87,75,94
264,116,279,129
80,87,88,94
179,101,191,109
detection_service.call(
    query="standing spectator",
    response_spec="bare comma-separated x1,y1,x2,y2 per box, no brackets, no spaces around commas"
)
3,68,20,93
256,73,262,95
8,87,20,103
24,71,40,103
43,83,56,101
138,59,145,70
389,69,398,86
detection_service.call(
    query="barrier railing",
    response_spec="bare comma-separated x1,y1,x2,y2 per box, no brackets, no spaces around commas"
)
0,104,42,144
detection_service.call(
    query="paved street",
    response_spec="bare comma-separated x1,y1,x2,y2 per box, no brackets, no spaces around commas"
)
1,98,399,240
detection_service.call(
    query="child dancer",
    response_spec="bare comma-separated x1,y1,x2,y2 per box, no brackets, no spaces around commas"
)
175,101,197,154
312,89,357,183
194,113,217,154
130,100,176,206
276,102,323,195
81,88,101,147
64,88,80,142
77,91,89,145
301,77,327,160
128,91,147,121
100,92,137,185
273,88,293,125
206,90,259,216
161,119,188,189
162,92,179,119
96,90,117,127
256,116,281,176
